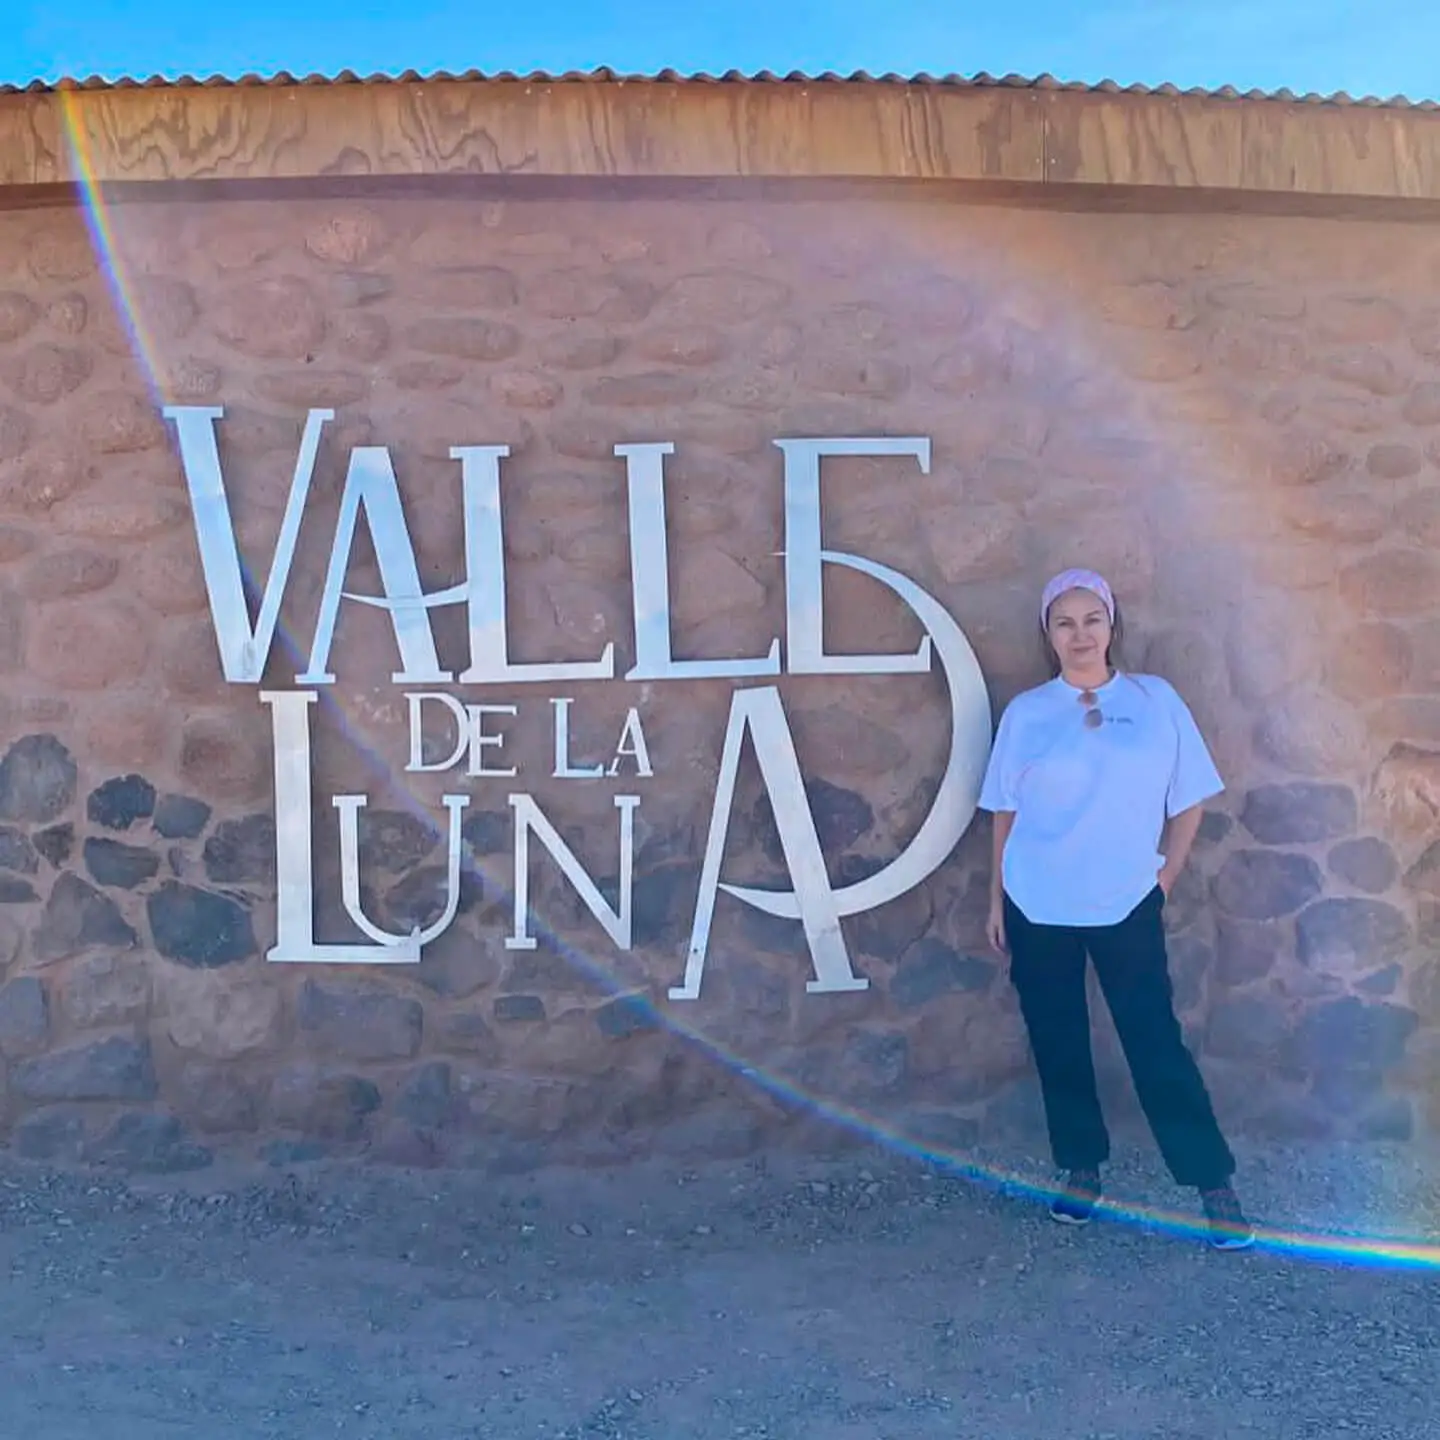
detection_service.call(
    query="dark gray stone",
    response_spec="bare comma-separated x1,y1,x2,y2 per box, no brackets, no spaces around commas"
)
0,734,76,823
0,825,37,874
360,808,439,873
1204,994,1291,1061
202,813,275,884
1167,935,1212,1012
894,1108,982,1153
631,865,690,947
1196,810,1233,846
385,864,481,931
412,925,501,999
396,1062,456,1128
372,1118,443,1168
853,884,932,961
83,836,160,890
178,1062,258,1134
462,810,508,856
1295,898,1411,970
596,994,659,1039
502,948,607,995
33,872,137,962
843,1028,909,1094
0,976,47,1055
1239,782,1357,844
1310,1065,1385,1115
87,774,157,831
264,1139,328,1166
1214,917,1283,987
1327,837,1399,895
13,1035,156,1101
435,1009,499,1058
1212,849,1322,920
269,1063,382,1141
1290,997,1419,1075
13,1107,89,1162
86,1112,212,1172
147,882,256,967
298,980,423,1061
152,793,211,840
891,938,995,1009
494,994,545,1023
754,779,873,862
1356,1096,1414,1141
1356,964,1403,997
0,874,36,903
31,823,73,867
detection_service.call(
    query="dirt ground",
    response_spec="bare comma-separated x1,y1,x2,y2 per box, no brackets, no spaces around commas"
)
0,1131,1436,1440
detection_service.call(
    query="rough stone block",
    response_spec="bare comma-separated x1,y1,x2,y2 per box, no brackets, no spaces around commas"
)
890,939,995,1010
147,882,257,967
86,773,156,830
1339,550,1440,617
86,1112,212,1173
0,291,39,341
13,1035,156,1101
1212,850,1322,921
214,277,326,359
0,873,36,903
1214,916,1284,987
176,1061,259,1133
269,1063,381,1141
152,793,211,840
4,343,92,404
298,980,423,1061
1204,994,1291,1062
411,925,501,999
0,824,38,873
1240,782,1356,844
202,813,276,884
395,1061,457,1128
404,316,520,361
1296,898,1411,971
1290,997,1419,1075
494,994,545,1023
0,404,30,462
61,954,151,1028
165,971,280,1058
595,994,660,1039
0,733,76,823
34,872,137,962
0,976,47,1054
13,1106,89,1162
84,837,159,890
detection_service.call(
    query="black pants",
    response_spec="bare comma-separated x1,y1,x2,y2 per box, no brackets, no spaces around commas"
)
1004,885,1235,1190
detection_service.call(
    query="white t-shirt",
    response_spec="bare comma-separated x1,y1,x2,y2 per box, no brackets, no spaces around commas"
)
977,671,1224,928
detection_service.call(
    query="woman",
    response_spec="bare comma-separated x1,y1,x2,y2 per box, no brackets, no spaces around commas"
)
978,568,1254,1251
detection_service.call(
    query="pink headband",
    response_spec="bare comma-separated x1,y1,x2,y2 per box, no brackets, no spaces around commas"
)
1041,568,1115,626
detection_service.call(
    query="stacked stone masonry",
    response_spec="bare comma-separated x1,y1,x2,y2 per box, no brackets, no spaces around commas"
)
0,187,1434,1173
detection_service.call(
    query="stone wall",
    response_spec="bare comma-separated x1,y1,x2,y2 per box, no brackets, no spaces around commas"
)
0,184,1435,1172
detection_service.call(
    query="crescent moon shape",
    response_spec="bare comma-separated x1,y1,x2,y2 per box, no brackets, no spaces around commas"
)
720,549,992,919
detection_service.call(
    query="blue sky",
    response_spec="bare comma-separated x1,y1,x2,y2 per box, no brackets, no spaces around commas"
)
4,0,1437,100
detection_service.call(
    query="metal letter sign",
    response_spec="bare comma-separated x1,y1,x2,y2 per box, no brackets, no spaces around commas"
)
164,407,992,998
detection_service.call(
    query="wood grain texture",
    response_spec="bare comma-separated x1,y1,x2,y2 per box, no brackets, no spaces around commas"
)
2,81,1440,200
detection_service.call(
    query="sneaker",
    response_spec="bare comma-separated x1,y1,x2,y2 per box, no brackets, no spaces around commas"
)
1049,1167,1102,1226
1200,1185,1255,1250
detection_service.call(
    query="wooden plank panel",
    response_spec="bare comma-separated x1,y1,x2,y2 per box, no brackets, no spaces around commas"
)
0,93,62,186
6,81,1440,201
27,81,1048,186
1046,93,1245,190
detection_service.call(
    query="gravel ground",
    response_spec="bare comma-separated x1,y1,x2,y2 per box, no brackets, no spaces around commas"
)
0,1133,1436,1439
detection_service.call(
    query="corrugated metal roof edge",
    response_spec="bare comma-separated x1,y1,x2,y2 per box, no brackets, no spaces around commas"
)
2,67,1435,110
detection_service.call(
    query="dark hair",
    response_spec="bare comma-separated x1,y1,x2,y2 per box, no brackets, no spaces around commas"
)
1039,596,1126,678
